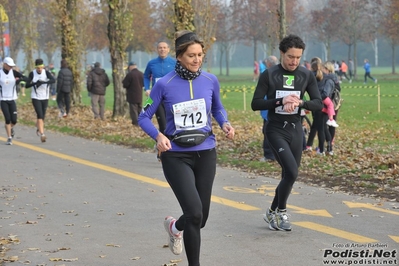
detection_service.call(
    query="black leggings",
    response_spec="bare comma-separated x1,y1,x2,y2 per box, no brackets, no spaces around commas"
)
1,100,17,125
329,109,339,143
267,121,302,210
364,72,375,82
32,99,48,119
161,149,216,266
306,110,331,153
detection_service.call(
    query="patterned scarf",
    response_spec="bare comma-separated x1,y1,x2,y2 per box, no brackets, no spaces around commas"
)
174,61,201,80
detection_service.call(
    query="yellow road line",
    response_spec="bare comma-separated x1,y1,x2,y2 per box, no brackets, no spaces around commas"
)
293,222,378,243
343,201,399,216
211,195,260,211
4,138,387,243
8,138,260,211
10,139,169,188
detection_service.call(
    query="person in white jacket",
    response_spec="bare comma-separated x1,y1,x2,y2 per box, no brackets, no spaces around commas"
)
0,57,28,145
25,58,56,142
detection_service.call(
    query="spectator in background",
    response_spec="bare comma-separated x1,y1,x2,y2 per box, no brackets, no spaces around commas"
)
122,62,144,126
348,59,354,83
48,63,57,100
253,60,260,81
363,59,377,84
259,55,279,162
259,59,266,74
304,60,311,70
323,61,342,154
87,62,110,120
25,58,56,142
56,59,74,118
305,61,335,156
340,60,350,82
144,41,176,135
144,41,176,161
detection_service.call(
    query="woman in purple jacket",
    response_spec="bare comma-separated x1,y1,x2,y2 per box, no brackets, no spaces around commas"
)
138,30,235,266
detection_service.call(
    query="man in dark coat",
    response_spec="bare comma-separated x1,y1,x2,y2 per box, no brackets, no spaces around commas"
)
122,62,144,126
56,59,74,117
87,62,110,120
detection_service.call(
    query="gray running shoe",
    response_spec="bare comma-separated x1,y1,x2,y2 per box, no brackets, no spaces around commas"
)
263,208,278,231
6,137,12,145
164,216,183,255
11,128,15,138
41,134,47,143
276,209,292,231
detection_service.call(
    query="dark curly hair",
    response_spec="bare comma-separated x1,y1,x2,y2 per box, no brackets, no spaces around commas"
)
279,34,306,53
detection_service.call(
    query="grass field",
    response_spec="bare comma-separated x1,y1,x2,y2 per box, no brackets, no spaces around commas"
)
32,66,399,148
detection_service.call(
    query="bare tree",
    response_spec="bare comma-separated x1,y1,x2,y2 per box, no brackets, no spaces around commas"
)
310,5,340,61
106,0,134,118
215,1,236,76
332,0,381,76
125,0,159,59
231,0,272,62
380,0,399,74
37,1,59,65
192,0,219,71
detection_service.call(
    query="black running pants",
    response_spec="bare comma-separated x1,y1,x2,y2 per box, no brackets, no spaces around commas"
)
161,148,216,266
267,121,303,211
32,99,48,120
1,100,17,125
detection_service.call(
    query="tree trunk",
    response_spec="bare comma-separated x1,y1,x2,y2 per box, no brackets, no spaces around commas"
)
253,39,257,62
225,48,229,77
107,1,130,118
392,42,396,74
326,39,331,61
279,0,286,41
353,41,358,79
347,44,352,62
219,48,224,76
373,38,378,67
60,0,82,105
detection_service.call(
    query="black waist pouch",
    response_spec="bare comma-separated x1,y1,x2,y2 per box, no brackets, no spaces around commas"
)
169,130,212,147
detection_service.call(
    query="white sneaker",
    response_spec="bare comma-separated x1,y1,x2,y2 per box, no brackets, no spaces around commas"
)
164,216,183,255
326,120,339,127
40,134,47,143
374,79,377,84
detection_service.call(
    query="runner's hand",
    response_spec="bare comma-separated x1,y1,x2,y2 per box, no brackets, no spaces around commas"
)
156,133,171,152
223,122,235,140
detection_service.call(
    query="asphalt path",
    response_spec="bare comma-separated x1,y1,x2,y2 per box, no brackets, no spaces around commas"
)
1,125,398,266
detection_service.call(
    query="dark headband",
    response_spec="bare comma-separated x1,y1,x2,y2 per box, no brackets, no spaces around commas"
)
175,32,199,57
